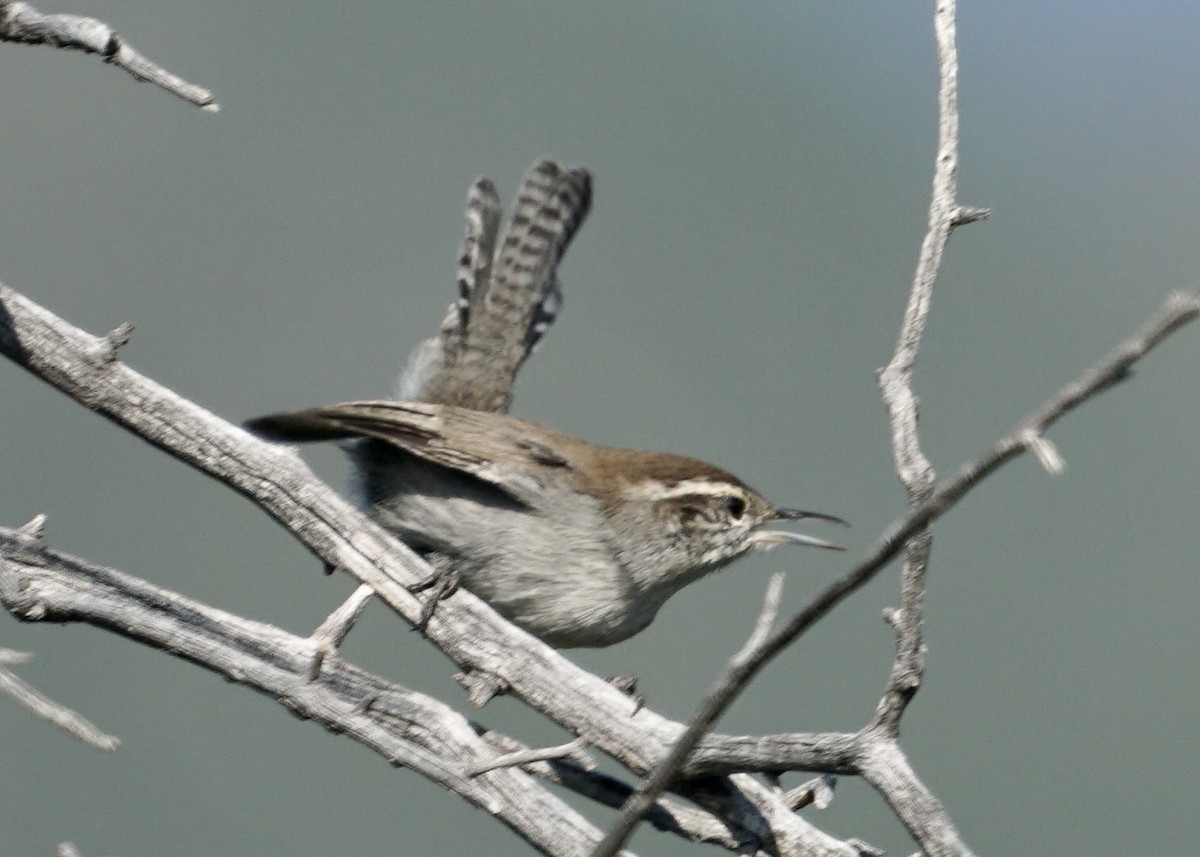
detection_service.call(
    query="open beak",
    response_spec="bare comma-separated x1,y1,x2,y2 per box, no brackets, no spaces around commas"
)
751,508,848,552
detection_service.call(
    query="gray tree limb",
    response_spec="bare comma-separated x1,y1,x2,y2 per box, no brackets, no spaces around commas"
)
0,281,857,856
3,4,1197,853
0,525,626,857
4,267,1195,855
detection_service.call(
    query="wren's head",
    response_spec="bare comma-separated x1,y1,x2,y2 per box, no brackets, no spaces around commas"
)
587,449,845,594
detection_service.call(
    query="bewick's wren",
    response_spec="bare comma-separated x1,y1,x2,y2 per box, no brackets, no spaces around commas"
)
248,161,843,647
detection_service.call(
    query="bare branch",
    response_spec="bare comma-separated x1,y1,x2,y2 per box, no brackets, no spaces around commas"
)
1020,430,1066,476
593,280,1198,856
570,287,1200,850
2,522,863,855
686,731,861,778
0,649,119,750
857,739,972,857
592,574,787,857
0,2,218,110
3,267,1196,857
477,730,747,851
0,279,852,854
0,647,32,664
734,572,785,665
0,526,615,857
872,0,975,738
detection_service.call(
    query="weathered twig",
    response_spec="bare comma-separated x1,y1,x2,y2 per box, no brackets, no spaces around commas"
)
0,647,119,750
585,1,1197,851
781,775,837,812
476,729,747,851
0,522,839,854
469,737,592,777
0,2,217,110
307,582,375,679
872,0,980,736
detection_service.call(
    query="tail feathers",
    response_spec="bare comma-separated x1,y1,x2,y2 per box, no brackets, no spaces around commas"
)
486,161,591,345
416,160,592,413
524,276,562,353
447,177,503,349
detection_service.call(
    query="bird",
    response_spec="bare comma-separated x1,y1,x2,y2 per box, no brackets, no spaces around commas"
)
247,160,844,647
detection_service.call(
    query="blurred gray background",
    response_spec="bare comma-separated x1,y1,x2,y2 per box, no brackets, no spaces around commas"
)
2,2,1198,855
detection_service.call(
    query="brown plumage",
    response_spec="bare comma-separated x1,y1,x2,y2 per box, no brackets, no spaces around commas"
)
248,161,843,646
247,400,844,647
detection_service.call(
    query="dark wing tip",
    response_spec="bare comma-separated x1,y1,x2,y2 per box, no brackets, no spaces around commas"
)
244,411,357,443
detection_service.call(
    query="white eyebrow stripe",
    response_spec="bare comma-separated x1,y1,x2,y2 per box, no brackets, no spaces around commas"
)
635,480,748,502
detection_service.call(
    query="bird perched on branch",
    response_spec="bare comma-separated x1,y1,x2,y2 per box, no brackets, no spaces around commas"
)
248,160,843,647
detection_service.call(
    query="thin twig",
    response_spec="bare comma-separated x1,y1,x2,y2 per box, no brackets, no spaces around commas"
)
0,2,218,110
307,582,375,679
734,572,785,665
745,287,1200,707
593,3,973,852
477,729,747,850
469,737,591,777
0,651,119,750
872,0,979,735
0,646,33,664
16,513,47,539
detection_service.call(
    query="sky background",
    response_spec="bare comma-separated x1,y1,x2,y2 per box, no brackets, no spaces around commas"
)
2,2,1198,855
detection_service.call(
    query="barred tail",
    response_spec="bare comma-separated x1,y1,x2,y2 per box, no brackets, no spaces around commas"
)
409,160,592,412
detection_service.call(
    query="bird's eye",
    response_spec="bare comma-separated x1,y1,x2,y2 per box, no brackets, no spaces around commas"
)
721,495,747,519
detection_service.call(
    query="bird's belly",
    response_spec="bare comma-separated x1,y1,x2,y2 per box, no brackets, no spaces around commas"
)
356,455,662,646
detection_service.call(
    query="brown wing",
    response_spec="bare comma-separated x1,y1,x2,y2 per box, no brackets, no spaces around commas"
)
245,401,578,505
